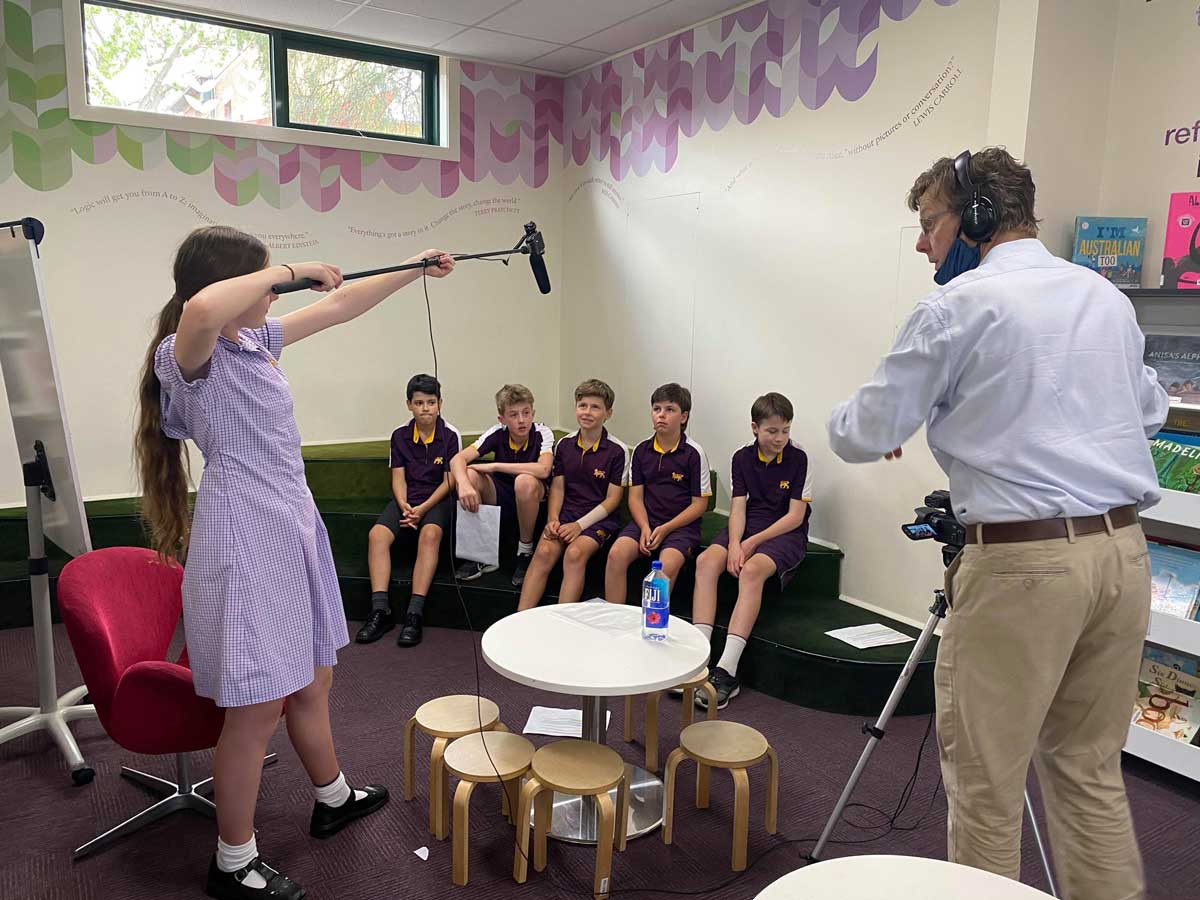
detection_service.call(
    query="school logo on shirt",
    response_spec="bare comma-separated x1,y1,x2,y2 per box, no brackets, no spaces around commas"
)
671,472,685,482
779,480,790,490
593,468,606,479
434,457,444,465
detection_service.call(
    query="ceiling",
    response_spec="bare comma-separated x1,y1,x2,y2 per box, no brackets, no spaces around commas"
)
173,0,749,75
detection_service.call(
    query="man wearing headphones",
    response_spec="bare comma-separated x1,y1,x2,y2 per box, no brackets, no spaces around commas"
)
828,148,1167,900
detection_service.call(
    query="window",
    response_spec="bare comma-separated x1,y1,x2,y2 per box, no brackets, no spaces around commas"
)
77,1,440,148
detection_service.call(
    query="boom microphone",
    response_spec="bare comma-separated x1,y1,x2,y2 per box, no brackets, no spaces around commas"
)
523,222,551,295
271,221,552,295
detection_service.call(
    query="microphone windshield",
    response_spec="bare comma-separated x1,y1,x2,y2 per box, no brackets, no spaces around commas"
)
529,246,551,295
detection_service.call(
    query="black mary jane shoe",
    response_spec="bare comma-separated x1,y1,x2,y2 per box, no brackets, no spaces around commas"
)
309,783,390,839
396,613,424,647
205,855,305,900
354,609,394,644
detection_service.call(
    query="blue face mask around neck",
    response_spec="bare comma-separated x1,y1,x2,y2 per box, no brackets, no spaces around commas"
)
934,236,981,285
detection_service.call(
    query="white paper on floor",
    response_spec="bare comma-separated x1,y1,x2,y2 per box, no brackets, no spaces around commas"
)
825,623,915,649
523,706,612,738
414,847,429,861
454,505,501,567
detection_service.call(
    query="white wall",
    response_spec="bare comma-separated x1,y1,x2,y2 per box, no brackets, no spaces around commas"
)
1098,0,1200,279
1022,0,1119,258
5,0,1180,624
560,0,1001,623
0,14,563,506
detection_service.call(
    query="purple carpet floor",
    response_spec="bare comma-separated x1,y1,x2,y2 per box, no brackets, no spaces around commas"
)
2,622,1198,899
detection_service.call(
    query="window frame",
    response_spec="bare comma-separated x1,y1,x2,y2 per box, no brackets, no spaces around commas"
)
62,0,459,161
274,30,438,146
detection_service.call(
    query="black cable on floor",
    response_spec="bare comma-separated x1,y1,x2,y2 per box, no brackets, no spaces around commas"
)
419,272,946,898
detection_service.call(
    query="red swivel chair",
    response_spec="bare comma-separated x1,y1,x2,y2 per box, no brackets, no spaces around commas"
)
57,547,273,859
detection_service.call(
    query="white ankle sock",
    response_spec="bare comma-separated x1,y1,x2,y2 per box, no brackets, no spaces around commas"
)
694,623,713,642
315,771,366,807
518,540,534,556
717,635,747,677
217,835,267,889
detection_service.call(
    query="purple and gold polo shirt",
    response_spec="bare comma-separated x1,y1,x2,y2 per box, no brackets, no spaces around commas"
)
630,434,712,532
552,428,630,519
471,422,555,485
390,416,462,506
731,440,813,527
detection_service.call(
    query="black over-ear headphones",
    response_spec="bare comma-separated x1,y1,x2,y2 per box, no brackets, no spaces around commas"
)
953,150,997,243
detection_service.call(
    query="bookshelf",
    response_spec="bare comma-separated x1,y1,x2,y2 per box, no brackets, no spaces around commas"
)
1125,722,1200,782
1126,288,1200,780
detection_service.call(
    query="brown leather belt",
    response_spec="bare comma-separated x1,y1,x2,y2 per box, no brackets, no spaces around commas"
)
964,505,1139,545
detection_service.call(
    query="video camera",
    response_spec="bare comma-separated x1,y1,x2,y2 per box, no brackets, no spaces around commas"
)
901,489,965,567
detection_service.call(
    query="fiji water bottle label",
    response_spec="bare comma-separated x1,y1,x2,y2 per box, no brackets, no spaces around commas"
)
643,584,668,636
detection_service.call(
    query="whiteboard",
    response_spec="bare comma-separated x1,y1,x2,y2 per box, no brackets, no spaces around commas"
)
0,221,92,558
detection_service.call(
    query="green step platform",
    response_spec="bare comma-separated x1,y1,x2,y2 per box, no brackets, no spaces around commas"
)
0,436,935,716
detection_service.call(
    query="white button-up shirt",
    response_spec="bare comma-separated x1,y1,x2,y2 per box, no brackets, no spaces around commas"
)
827,239,1168,525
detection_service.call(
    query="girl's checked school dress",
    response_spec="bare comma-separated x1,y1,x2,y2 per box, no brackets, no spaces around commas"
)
155,318,348,708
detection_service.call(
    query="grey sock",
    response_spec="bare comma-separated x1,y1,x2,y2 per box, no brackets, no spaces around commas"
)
407,594,426,617
371,591,390,614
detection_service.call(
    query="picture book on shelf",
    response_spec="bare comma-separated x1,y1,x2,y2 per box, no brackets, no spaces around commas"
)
1161,191,1200,290
1132,681,1200,744
1141,658,1200,697
1144,645,1200,676
1072,216,1145,287
1149,431,1200,494
1148,540,1200,619
1144,335,1200,410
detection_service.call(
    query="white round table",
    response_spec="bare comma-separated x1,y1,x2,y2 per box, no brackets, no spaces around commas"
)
755,855,1053,898
482,602,709,844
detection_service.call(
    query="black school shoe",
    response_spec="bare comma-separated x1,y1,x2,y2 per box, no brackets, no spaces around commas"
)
697,667,740,711
396,613,423,647
354,610,393,644
206,855,305,900
511,553,533,588
310,784,390,839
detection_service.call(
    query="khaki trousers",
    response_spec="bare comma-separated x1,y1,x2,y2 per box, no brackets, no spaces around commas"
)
937,522,1150,900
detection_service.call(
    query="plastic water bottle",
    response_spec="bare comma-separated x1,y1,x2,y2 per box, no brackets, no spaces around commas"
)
642,561,670,641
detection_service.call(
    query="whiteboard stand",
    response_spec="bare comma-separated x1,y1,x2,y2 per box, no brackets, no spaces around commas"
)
0,218,97,785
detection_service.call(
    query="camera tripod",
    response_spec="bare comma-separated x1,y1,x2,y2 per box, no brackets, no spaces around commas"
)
808,587,1059,898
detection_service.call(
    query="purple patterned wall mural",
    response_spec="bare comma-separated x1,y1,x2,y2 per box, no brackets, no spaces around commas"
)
565,0,958,181
0,0,959,209
0,0,564,213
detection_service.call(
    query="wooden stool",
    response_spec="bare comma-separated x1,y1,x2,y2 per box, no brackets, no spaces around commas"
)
623,671,717,772
514,741,631,899
403,695,506,840
663,720,778,872
443,730,535,886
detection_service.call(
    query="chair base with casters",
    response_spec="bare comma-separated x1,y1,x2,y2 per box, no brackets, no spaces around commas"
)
403,694,508,841
74,751,279,859
442,731,535,886
514,741,631,900
663,720,778,872
623,671,717,772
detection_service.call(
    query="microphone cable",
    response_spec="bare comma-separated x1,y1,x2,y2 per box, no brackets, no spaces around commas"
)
413,261,945,898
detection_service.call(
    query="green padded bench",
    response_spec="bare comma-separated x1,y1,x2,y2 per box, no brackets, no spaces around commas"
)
0,435,936,715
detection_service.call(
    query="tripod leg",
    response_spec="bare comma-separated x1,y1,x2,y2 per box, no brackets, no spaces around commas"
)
1024,789,1058,898
810,600,945,862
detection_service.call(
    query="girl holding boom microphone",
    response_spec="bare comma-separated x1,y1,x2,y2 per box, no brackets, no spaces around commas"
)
134,225,453,900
